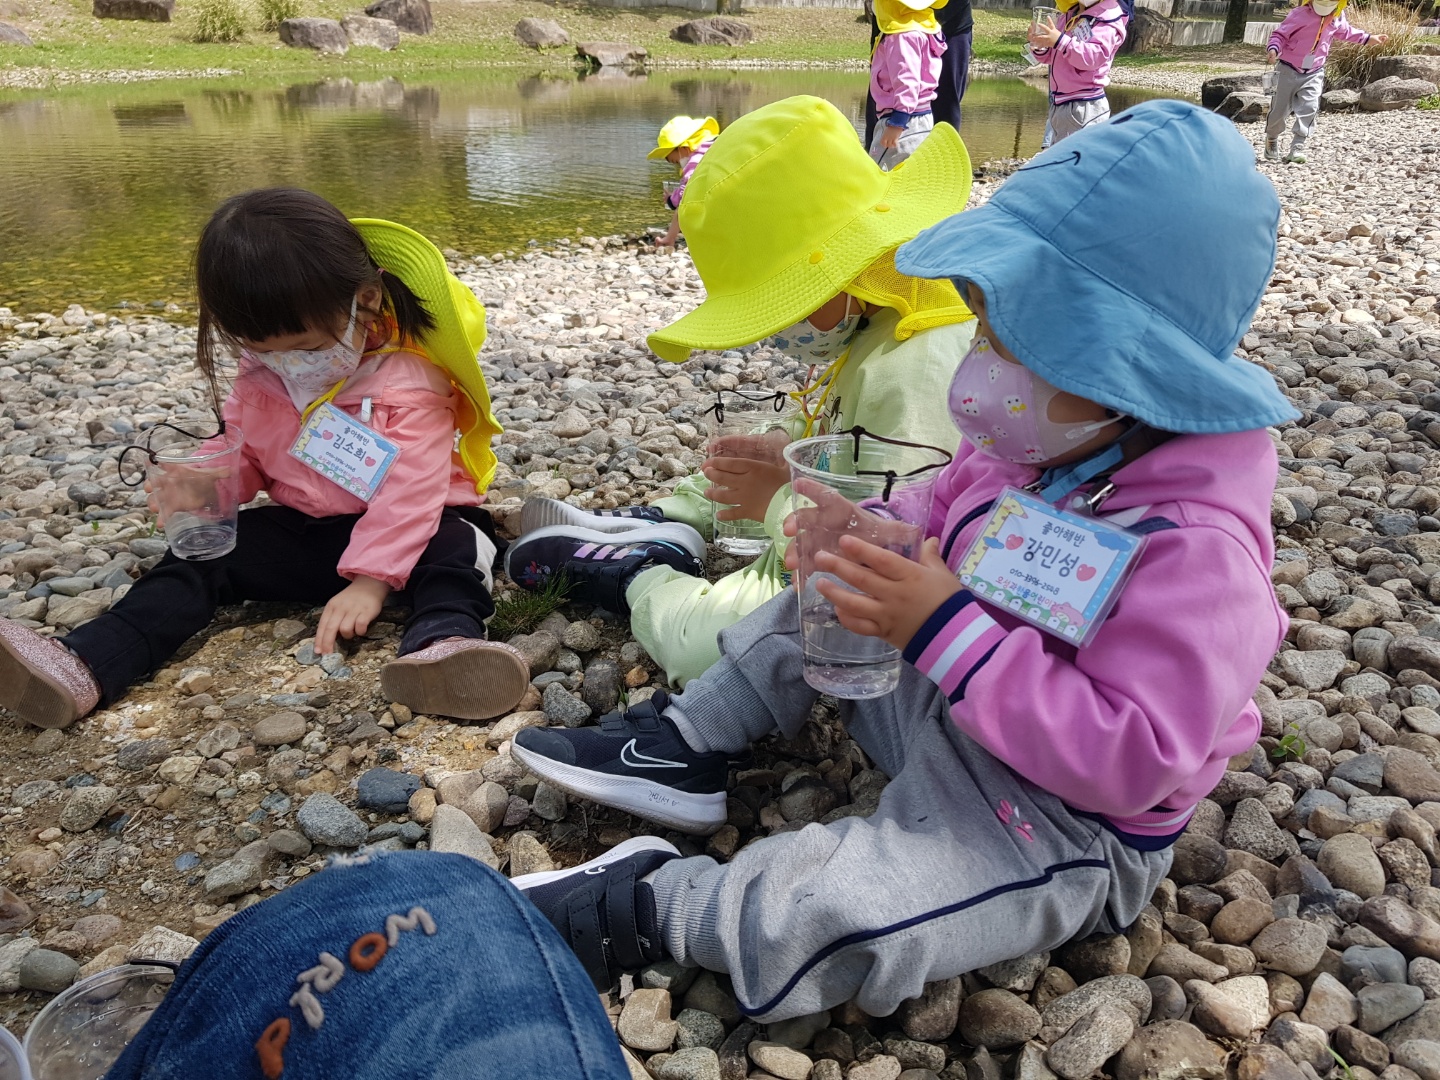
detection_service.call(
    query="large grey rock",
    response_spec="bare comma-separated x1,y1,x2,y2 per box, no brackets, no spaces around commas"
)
1360,980,1425,1034
1360,895,1440,961
60,785,118,832
1224,798,1299,861
364,0,429,33
618,987,678,1052
1360,76,1439,111
0,21,33,43
575,41,647,68
1045,1001,1134,1080
279,17,348,53
1112,1019,1226,1080
514,16,567,48
670,16,752,45
1322,88,1361,112
296,793,367,848
1370,54,1440,85
18,948,79,993
1217,91,1269,123
1250,918,1327,976
1202,72,1266,109
429,804,499,868
1395,1039,1440,1080
1319,832,1387,898
92,0,171,20
1039,975,1151,1043
957,988,1041,1049
341,13,398,48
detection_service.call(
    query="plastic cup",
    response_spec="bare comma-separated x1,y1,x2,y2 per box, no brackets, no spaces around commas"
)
1031,5,1062,33
662,179,683,202
146,424,244,561
703,391,796,557
24,964,174,1080
1261,69,1277,93
0,1024,30,1080
783,432,951,699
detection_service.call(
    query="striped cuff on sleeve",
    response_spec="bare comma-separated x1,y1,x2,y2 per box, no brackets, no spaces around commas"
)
902,591,1008,703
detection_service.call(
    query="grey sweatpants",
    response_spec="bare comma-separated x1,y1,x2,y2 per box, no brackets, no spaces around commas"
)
869,111,935,172
651,594,1171,1022
1044,96,1110,147
1266,63,1324,150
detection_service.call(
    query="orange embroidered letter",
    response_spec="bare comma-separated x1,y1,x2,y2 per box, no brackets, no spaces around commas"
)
256,1017,290,1079
349,932,387,972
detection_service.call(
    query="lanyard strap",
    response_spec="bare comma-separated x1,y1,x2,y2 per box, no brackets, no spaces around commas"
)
1033,422,1147,506
299,379,347,425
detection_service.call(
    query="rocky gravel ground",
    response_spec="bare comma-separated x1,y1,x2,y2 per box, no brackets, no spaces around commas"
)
1,106,1439,1079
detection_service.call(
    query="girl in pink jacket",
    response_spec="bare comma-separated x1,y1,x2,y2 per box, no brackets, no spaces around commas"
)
1028,0,1128,146
0,189,529,730
869,0,949,169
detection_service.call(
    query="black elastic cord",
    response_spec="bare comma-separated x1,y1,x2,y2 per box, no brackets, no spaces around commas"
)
841,426,955,501
701,389,789,428
117,415,227,488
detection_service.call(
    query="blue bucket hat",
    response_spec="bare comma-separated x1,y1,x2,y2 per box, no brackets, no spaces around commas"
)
896,99,1300,434
105,851,629,1080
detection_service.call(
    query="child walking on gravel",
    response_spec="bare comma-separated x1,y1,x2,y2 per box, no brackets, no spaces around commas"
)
650,115,719,248
507,101,1300,1023
1265,0,1385,163
869,0,949,168
0,188,529,729
1027,0,1128,145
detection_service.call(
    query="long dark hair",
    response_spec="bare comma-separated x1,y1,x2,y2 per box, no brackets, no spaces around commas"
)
194,188,435,404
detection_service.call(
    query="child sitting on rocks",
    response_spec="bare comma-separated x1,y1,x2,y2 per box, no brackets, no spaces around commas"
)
650,115,719,248
507,100,1300,1024
0,189,530,729
1265,0,1385,164
1027,0,1128,146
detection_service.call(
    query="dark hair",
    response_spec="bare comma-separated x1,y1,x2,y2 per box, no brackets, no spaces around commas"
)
194,188,435,403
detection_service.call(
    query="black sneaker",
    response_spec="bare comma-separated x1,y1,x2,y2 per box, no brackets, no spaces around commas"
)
504,524,705,614
512,836,681,990
520,497,669,536
511,690,732,834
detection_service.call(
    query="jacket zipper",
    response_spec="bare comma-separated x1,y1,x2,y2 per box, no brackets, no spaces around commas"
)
942,500,995,563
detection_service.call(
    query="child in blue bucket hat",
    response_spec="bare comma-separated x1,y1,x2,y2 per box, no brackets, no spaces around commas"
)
499,99,1303,1025
100,850,636,1079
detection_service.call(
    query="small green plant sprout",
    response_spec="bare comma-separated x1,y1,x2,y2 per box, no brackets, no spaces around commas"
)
489,573,571,639
1270,722,1308,763
1328,1048,1356,1080
193,0,246,42
258,0,300,32
1418,93,1440,111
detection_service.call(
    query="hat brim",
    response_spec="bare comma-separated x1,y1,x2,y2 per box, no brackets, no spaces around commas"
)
647,145,679,162
897,202,1300,435
648,123,973,363
352,219,477,365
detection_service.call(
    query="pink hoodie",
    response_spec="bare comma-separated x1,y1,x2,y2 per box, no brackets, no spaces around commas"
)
1268,4,1370,73
1031,0,1128,104
901,429,1285,847
871,30,947,120
220,349,482,591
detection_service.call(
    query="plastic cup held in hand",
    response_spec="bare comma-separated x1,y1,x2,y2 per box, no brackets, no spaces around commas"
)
25,963,174,1080
1261,69,1277,93
1031,6,1062,34
147,425,244,561
703,391,796,557
0,1024,29,1080
783,431,951,699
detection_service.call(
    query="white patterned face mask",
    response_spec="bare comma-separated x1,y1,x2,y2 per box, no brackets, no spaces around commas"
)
239,296,364,410
1311,0,1338,14
770,295,862,363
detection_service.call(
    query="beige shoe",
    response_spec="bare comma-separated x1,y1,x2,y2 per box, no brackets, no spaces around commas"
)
380,638,530,721
0,619,100,728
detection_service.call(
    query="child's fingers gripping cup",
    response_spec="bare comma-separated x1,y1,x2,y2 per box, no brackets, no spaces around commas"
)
1031,6,1062,34
783,431,951,699
702,391,796,556
145,426,245,561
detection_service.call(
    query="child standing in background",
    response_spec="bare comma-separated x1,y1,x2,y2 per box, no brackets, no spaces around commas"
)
870,0,949,169
1027,0,1128,146
650,116,719,248
1265,0,1384,163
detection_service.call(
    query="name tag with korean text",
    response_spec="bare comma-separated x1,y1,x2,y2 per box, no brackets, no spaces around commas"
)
956,486,1147,646
289,401,401,503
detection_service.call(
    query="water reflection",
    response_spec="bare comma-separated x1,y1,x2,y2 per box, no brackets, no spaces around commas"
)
0,70,1173,313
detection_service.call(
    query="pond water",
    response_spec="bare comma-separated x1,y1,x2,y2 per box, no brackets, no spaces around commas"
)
0,69,1173,314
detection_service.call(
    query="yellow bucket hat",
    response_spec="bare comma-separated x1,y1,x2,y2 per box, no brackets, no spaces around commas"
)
647,116,721,162
647,95,973,363
351,218,503,494
875,0,948,35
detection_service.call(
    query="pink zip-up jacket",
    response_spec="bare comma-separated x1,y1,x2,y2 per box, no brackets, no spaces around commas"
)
1031,0,1128,104
871,30,947,122
221,347,482,591
666,136,715,211
1267,4,1370,73
901,429,1285,847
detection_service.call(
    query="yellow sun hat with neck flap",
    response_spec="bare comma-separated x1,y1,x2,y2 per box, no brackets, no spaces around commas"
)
875,0,949,35
648,116,721,162
351,218,502,494
647,95,973,363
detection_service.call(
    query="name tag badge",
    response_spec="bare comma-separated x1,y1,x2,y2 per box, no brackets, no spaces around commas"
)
957,486,1147,647
1302,52,1315,69
289,401,401,504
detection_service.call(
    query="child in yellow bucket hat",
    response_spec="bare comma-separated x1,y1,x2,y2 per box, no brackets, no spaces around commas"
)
507,96,977,688
650,115,720,248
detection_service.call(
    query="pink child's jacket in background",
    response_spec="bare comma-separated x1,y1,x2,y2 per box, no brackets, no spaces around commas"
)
870,30,947,122
902,429,1286,847
1031,0,1128,104
221,350,481,591
1268,4,1370,72
665,136,716,211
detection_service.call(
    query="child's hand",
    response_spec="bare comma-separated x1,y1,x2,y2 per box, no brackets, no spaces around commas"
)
780,479,927,576
1266,48,1279,63
880,124,902,151
1029,18,1062,47
1372,33,1389,43
813,536,964,650
317,575,390,654
703,429,790,522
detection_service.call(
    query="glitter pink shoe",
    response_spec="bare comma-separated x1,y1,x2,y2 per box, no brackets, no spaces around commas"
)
0,618,100,729
380,638,529,722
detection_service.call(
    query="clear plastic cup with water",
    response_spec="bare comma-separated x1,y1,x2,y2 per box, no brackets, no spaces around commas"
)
703,391,797,557
783,432,951,699
1261,69,1277,93
147,425,244,561
0,1023,30,1080
24,963,174,1080
1031,5,1063,34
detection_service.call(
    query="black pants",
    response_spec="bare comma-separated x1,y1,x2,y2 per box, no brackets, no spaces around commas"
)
65,504,500,706
864,29,974,144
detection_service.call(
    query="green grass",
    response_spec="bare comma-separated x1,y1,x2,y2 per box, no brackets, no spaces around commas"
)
1419,92,1440,110
489,574,572,640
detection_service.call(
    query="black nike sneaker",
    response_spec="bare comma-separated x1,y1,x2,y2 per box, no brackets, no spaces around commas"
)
511,691,732,834
512,836,681,990
519,497,669,536
503,523,705,614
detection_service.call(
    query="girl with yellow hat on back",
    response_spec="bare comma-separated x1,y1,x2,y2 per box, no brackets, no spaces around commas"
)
507,95,977,689
870,0,949,169
650,115,720,248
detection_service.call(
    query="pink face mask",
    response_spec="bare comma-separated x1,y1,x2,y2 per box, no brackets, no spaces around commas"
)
949,335,1123,464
